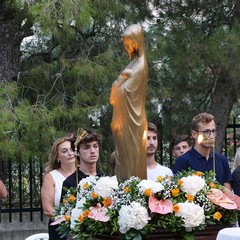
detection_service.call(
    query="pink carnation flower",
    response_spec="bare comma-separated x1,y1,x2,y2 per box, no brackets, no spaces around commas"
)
149,193,173,214
88,203,110,222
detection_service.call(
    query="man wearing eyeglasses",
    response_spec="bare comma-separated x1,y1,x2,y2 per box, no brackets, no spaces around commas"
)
172,112,232,190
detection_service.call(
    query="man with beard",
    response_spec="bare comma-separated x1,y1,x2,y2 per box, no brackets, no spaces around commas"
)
147,122,173,181
172,112,232,190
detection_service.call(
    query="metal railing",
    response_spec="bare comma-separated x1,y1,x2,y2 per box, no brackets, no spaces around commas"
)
224,117,240,163
1,157,44,222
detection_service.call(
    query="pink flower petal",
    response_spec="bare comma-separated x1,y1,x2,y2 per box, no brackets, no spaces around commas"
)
224,190,240,210
207,189,237,210
149,193,173,214
88,203,110,222
50,216,65,225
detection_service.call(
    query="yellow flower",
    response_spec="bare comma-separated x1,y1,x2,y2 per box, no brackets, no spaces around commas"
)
68,194,76,202
178,179,183,186
78,210,90,223
171,188,180,197
213,212,222,221
91,192,98,199
63,199,67,204
83,210,90,217
79,215,85,223
124,186,130,193
144,188,151,196
157,176,163,182
65,215,70,222
173,204,179,213
196,171,203,176
187,194,194,202
210,182,216,188
83,182,89,189
103,197,112,207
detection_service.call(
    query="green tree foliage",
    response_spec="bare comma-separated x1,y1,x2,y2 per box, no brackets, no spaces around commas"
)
1,0,157,174
148,0,240,152
0,82,57,160
2,0,240,174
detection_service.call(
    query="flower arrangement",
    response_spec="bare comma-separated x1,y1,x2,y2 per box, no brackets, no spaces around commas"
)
53,169,239,240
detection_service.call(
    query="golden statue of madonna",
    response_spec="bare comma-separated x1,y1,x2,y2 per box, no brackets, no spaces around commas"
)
110,24,148,180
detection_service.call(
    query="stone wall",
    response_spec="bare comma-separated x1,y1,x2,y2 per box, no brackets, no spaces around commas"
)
0,212,48,240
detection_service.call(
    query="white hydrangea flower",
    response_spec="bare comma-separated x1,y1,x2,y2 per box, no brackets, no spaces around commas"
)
180,175,206,196
118,201,150,234
137,179,164,194
94,176,119,198
70,198,86,229
78,175,98,188
70,208,83,229
175,202,205,231
75,197,86,208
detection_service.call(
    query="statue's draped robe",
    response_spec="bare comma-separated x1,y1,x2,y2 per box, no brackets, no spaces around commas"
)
110,25,148,180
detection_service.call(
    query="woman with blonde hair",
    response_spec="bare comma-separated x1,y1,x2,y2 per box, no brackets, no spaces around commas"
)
41,136,76,240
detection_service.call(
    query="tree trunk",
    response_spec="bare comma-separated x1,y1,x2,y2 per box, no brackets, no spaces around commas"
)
208,71,238,153
0,21,24,82
208,2,240,154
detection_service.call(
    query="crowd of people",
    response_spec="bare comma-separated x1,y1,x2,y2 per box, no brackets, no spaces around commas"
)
39,112,239,238
1,112,240,239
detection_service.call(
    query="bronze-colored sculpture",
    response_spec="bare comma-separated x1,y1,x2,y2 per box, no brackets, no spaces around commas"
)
110,24,148,180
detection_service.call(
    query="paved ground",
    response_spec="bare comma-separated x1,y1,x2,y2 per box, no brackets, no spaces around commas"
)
0,212,48,240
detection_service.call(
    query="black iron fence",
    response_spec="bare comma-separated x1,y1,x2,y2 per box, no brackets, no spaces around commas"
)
0,157,44,222
1,117,240,223
223,117,240,165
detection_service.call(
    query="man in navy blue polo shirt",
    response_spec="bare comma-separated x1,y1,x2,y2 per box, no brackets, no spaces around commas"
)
172,112,232,190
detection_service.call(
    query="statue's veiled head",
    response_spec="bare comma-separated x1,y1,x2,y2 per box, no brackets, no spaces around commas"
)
123,24,144,58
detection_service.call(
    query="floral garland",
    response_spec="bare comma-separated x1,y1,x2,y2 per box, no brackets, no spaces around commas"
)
52,169,239,240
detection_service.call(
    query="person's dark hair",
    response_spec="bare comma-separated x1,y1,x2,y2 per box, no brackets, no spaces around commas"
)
148,122,158,133
191,112,215,131
74,129,102,152
170,134,191,150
